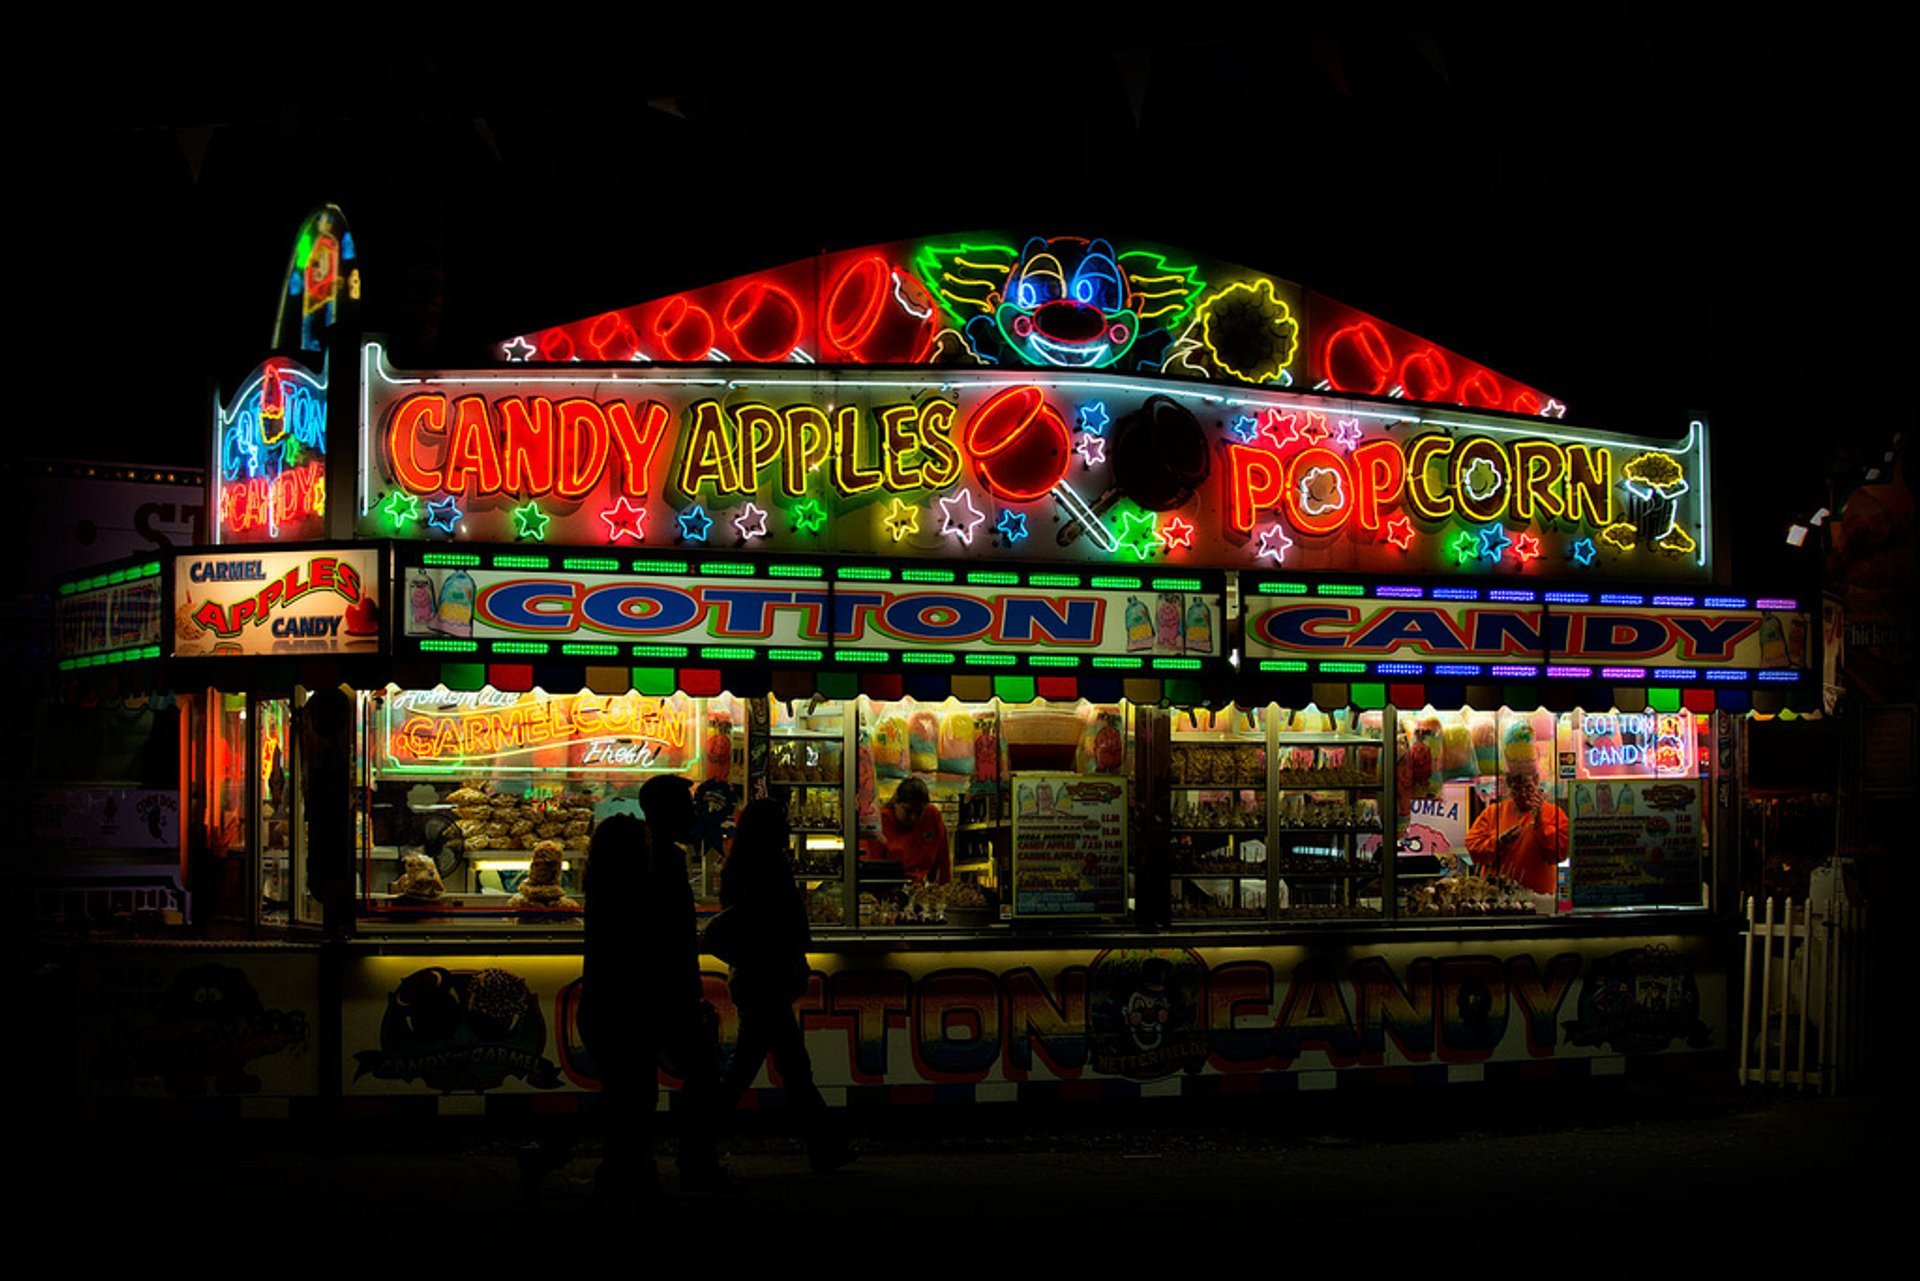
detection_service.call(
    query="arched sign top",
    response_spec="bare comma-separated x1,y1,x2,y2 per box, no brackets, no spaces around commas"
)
497,233,1560,418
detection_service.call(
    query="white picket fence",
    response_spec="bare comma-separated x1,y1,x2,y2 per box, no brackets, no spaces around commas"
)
1740,864,1867,1093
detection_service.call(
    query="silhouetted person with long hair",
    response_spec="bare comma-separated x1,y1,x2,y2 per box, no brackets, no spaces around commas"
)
705,798,853,1171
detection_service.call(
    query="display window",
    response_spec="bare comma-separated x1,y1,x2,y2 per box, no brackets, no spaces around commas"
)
765,697,851,927
255,697,299,926
1168,702,1387,924
1393,706,1713,917
848,696,1129,928
191,691,251,924
358,687,747,925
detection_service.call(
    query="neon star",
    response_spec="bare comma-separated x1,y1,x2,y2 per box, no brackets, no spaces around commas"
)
997,509,1028,544
1450,530,1481,565
789,498,827,535
1075,433,1108,467
1158,516,1196,552
601,496,647,542
1512,532,1542,563
426,496,463,534
1296,412,1331,445
501,336,536,362
1258,409,1293,449
1570,537,1598,566
1333,418,1364,451
1255,522,1295,564
1382,514,1416,551
883,497,919,542
1116,509,1160,562
382,490,421,530
1541,398,1568,419
1479,523,1512,562
938,488,987,545
512,501,551,541
1078,401,1110,435
677,504,713,542
1228,414,1260,444
733,502,770,541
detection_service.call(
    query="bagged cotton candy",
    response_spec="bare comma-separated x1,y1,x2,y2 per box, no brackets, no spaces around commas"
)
1501,715,1539,777
909,710,939,774
1469,711,1499,777
872,716,909,779
1439,711,1475,781
938,710,976,776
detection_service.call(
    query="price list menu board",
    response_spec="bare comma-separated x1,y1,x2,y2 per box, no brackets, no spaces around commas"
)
1569,779,1703,908
1010,772,1129,919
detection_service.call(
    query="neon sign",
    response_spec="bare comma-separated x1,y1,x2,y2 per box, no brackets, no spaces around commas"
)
1575,711,1697,778
498,232,1551,414
381,689,697,775
174,549,380,657
1243,585,1811,680
272,204,359,354
215,358,328,544
361,349,1706,579
396,556,1225,671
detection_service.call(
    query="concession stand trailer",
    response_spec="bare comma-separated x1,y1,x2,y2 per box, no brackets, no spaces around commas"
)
55,217,1816,1112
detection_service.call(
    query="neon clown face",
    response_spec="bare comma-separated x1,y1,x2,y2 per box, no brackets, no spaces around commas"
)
993,237,1139,368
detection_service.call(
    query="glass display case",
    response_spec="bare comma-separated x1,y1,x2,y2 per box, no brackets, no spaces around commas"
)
1167,703,1389,924
358,687,746,925
254,697,296,926
766,697,851,928
1168,705,1267,922
854,695,1008,927
1269,705,1387,921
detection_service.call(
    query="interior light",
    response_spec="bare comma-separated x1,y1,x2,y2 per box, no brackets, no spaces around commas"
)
1785,525,1809,547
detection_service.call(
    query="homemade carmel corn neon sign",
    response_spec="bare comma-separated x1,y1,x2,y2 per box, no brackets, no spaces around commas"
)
361,346,1708,579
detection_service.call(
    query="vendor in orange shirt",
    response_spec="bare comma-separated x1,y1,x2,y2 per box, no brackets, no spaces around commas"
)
877,777,950,884
1465,771,1569,894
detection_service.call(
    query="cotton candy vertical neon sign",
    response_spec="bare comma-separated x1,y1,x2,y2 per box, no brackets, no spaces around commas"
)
215,357,329,544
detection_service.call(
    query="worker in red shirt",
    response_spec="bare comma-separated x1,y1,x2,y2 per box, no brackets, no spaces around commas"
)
877,777,950,884
1465,772,1569,895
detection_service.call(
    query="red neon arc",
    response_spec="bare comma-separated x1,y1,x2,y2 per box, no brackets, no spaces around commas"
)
722,282,804,361
1322,322,1394,396
587,312,641,362
652,296,717,362
1455,370,1505,408
1398,347,1452,401
823,255,891,358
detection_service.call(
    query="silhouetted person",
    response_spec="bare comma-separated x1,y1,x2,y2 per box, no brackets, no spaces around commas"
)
580,776,727,1201
705,799,853,1171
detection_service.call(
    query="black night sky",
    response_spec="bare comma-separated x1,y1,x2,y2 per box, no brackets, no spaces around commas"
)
19,14,1908,588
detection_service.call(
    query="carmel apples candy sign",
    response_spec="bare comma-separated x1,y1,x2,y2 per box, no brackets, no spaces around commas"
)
173,549,381,657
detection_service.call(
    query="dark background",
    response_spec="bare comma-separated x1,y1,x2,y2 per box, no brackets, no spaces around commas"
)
16,12,1907,587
